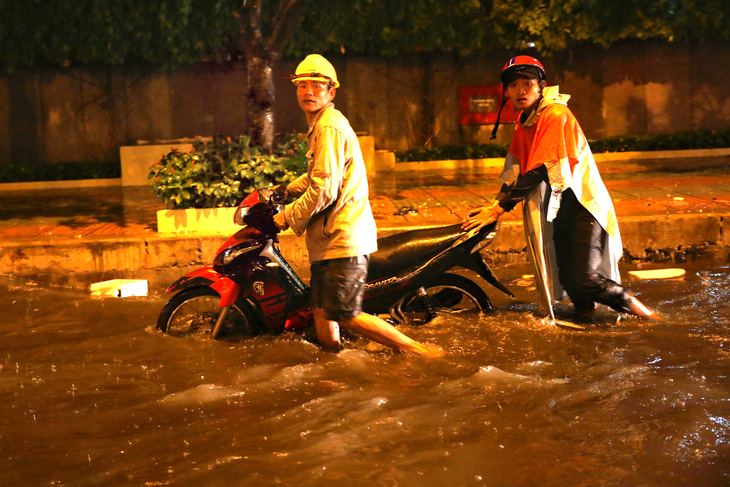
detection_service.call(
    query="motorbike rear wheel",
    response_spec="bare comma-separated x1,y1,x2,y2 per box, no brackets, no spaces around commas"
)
157,287,259,340
397,273,491,325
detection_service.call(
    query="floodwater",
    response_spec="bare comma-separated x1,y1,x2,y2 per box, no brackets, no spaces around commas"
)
0,259,728,486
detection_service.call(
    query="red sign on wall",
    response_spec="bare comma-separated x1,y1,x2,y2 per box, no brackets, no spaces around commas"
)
459,84,521,125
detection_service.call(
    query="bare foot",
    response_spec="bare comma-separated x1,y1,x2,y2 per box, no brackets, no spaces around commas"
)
411,342,445,357
627,296,660,320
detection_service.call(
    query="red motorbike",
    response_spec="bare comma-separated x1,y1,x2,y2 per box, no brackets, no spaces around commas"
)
156,188,512,340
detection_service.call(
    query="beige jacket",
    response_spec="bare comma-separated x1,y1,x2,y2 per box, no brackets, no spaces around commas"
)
284,103,378,263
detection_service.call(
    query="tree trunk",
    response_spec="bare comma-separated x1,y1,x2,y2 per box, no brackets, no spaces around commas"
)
235,0,305,151
246,54,275,150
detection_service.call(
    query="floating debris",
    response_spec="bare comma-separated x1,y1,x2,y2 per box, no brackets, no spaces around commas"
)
394,206,418,216
90,279,148,298
628,268,686,280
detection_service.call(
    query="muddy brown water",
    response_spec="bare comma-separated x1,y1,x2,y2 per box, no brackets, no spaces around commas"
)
0,259,728,486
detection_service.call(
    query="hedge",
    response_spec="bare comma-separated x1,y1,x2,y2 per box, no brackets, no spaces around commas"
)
395,129,730,162
2,128,729,183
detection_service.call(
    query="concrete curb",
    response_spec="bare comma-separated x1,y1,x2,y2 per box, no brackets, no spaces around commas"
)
2,212,726,291
1,147,727,290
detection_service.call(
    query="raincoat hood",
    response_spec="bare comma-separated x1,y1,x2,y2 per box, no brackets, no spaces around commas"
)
521,85,571,129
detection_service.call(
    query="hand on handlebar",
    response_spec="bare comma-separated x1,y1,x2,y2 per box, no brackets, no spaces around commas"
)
273,210,289,231
462,202,503,232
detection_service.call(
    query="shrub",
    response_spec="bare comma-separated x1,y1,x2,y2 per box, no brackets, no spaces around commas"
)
395,143,509,162
588,129,730,153
148,133,307,209
394,128,730,162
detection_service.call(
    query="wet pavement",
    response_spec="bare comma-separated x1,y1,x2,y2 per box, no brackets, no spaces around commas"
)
1,156,730,485
0,155,729,290
1,157,729,240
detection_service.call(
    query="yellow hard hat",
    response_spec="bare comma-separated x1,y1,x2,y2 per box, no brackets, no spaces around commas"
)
287,54,339,88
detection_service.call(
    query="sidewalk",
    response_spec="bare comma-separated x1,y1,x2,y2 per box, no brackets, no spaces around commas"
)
1,155,729,290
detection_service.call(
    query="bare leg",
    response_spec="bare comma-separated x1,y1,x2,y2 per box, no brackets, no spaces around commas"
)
626,296,658,319
339,312,443,356
313,308,341,349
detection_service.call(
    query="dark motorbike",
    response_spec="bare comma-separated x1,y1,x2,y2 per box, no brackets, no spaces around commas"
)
156,188,513,340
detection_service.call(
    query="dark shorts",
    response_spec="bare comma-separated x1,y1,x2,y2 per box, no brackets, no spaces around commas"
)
310,255,369,322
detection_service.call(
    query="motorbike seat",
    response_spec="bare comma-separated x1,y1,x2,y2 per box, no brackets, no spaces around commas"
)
368,223,465,280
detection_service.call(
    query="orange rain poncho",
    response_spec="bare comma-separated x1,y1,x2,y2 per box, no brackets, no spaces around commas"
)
499,86,623,315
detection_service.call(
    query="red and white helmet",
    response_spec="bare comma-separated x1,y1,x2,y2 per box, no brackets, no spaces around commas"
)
500,55,546,85
490,55,546,140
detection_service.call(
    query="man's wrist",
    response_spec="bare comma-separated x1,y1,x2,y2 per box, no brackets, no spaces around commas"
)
490,201,505,215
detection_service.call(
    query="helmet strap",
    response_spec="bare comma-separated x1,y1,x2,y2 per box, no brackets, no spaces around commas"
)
490,80,547,140
490,94,509,140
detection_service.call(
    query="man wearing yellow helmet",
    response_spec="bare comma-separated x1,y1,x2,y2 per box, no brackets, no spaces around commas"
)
274,54,440,355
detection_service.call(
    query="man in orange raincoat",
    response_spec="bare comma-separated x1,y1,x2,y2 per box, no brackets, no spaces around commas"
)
463,55,655,320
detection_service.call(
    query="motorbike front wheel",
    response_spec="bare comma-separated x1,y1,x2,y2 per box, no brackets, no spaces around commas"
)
396,273,492,325
157,287,259,340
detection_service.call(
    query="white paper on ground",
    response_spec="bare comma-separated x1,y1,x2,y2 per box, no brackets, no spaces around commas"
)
90,279,148,297
628,268,686,280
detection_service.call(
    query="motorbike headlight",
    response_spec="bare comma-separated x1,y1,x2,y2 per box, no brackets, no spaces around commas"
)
214,244,260,266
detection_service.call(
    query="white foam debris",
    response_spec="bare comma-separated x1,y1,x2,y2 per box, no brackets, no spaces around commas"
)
90,279,148,297
628,268,686,280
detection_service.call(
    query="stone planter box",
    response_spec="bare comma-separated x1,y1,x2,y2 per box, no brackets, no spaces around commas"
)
120,143,195,187
373,150,396,172
121,135,377,188
157,207,239,234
